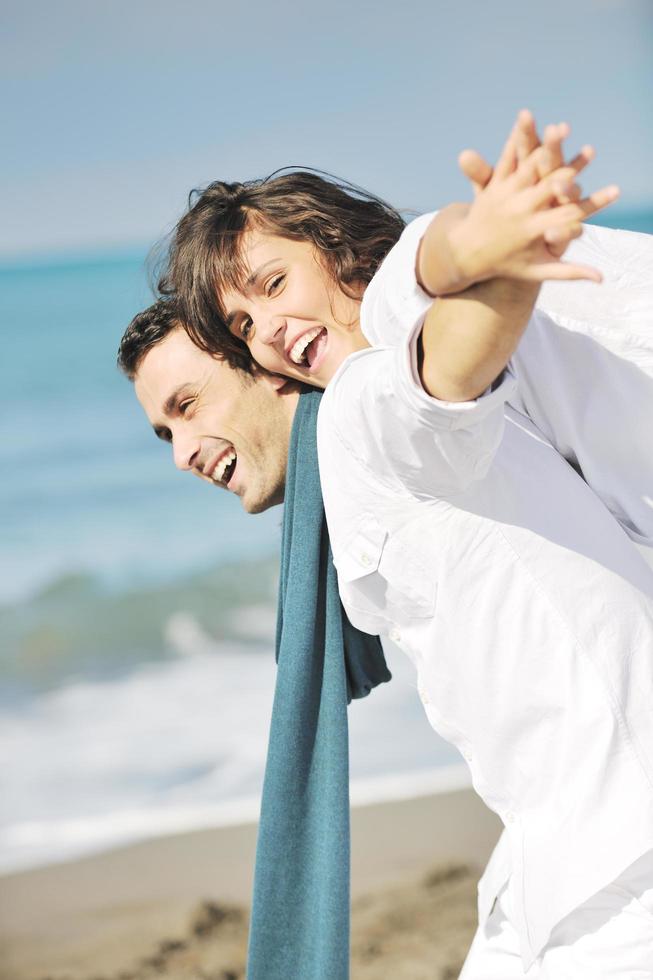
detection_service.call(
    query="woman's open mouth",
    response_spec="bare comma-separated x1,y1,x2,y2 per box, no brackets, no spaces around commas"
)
288,326,328,370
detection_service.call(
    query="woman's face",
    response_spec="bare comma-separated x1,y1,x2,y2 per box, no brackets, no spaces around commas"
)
221,226,370,389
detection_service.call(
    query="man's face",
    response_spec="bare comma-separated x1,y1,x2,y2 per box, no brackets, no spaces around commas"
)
134,327,297,513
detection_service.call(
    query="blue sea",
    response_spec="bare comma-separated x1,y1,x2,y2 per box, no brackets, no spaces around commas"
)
1,207,651,876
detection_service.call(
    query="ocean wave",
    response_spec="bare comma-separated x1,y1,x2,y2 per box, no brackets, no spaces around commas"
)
0,629,462,876
0,765,471,877
0,556,279,700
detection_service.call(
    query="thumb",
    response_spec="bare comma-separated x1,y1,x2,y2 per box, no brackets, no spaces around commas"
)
458,149,493,196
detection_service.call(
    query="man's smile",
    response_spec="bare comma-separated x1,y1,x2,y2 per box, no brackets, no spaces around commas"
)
204,444,238,487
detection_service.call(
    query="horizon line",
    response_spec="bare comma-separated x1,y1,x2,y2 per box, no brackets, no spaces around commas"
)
2,202,652,273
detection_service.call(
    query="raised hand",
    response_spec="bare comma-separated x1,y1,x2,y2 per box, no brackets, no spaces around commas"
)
458,110,601,256
448,111,619,285
459,110,585,196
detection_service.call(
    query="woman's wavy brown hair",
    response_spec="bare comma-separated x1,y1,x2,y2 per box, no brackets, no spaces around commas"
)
158,169,406,371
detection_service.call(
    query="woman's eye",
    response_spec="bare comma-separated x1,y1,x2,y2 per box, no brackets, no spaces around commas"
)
179,399,194,416
266,274,285,296
240,318,253,340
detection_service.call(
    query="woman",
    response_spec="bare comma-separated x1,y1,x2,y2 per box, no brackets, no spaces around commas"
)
163,112,652,547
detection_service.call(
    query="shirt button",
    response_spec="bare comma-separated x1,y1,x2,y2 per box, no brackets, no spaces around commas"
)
505,811,515,824
417,683,429,704
463,751,473,763
360,552,372,567
389,627,401,644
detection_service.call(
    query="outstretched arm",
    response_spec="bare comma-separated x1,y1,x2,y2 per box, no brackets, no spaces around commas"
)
417,278,538,402
417,119,618,401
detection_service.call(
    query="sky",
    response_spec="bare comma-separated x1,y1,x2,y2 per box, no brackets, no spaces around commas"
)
2,0,652,259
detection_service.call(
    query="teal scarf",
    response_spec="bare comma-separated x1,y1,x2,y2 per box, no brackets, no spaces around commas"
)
246,389,391,979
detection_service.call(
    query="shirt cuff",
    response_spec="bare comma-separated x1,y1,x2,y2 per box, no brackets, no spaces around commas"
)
393,211,439,312
395,319,518,431
361,212,436,348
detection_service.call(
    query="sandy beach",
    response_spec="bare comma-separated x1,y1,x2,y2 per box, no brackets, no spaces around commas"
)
0,787,501,980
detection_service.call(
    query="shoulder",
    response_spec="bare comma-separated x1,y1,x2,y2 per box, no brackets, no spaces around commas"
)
318,347,394,439
317,346,408,497
324,346,394,394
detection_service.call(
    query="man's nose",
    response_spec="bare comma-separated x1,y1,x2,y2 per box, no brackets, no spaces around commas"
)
172,432,201,471
258,314,286,346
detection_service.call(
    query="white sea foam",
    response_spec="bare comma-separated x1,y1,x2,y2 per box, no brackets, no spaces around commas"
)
0,766,470,877
0,626,461,876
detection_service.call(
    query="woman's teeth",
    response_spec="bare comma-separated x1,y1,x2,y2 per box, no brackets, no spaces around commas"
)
289,326,324,366
212,450,236,485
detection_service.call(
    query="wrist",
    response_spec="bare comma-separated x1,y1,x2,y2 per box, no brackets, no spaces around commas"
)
446,215,495,291
416,204,472,297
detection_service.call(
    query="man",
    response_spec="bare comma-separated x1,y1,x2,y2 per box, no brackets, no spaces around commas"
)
120,270,653,978
120,127,653,976
119,302,299,513
119,300,386,980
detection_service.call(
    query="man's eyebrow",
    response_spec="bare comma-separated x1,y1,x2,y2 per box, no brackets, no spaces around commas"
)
225,259,283,327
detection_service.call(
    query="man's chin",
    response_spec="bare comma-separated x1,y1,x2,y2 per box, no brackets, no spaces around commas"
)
240,484,285,515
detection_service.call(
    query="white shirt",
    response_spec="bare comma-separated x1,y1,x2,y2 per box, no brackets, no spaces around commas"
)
317,335,653,969
361,213,653,547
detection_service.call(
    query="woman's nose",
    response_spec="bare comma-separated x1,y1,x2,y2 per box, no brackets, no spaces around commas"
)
258,314,286,346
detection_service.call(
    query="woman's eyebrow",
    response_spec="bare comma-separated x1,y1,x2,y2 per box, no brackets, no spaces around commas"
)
245,258,282,287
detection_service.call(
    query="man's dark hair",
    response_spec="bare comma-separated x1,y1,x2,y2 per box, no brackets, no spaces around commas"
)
117,299,181,380
158,169,406,369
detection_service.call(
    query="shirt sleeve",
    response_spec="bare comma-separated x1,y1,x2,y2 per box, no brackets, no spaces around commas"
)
324,323,516,500
536,222,653,333
360,212,438,348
